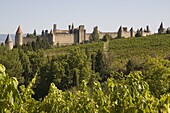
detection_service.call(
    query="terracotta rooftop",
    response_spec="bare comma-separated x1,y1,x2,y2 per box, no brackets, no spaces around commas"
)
16,26,22,33
5,34,12,43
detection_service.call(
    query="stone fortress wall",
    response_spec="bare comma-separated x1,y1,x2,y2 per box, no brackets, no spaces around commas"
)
9,23,153,47
54,34,74,46
98,32,117,39
4,22,170,49
47,23,154,46
49,24,86,46
23,37,37,44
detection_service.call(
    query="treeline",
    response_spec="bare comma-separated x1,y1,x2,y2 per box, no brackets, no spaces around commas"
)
1,45,170,95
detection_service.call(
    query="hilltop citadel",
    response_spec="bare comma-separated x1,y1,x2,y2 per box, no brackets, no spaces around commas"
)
4,22,170,50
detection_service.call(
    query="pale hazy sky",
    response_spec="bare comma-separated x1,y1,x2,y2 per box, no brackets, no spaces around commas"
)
0,0,169,34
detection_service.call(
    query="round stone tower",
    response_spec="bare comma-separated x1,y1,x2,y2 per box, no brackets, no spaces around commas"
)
5,34,13,50
130,27,134,37
15,26,23,46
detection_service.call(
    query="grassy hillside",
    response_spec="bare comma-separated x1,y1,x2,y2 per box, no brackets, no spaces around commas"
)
109,34,170,70
45,41,104,56
45,34,170,70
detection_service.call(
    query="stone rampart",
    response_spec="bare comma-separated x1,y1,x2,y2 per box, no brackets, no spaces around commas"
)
54,34,74,46
23,37,37,44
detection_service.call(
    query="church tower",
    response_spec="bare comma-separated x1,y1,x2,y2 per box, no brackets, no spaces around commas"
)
5,34,13,50
15,26,23,46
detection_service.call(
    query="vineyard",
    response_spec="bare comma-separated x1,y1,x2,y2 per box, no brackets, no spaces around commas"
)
0,34,170,112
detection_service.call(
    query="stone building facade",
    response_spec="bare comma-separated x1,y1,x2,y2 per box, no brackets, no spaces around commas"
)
48,24,86,46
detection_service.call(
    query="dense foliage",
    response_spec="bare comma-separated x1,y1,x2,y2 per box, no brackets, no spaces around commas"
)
0,34,170,112
22,37,51,51
0,64,170,112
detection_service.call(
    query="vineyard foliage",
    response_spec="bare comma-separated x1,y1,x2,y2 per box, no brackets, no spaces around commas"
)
0,34,170,112
0,64,170,112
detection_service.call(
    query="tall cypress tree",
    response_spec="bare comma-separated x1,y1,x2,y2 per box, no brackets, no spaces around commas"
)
90,26,99,42
95,50,104,74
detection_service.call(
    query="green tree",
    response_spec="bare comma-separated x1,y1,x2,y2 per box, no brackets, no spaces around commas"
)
67,48,93,86
50,60,66,86
142,58,170,98
40,39,51,49
0,46,23,84
49,56,72,90
25,42,33,51
18,49,32,85
31,41,37,51
95,50,105,74
33,64,51,99
90,26,99,42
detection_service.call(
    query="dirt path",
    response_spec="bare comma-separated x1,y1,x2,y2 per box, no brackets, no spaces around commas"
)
103,40,109,60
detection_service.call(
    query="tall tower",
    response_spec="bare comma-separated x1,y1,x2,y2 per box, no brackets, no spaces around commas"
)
68,25,71,33
71,23,74,33
5,34,13,50
15,26,23,46
78,25,85,43
146,25,150,32
160,22,163,29
53,24,57,32
117,26,123,38
72,23,74,30
130,27,134,37
49,30,56,46
140,28,144,36
158,22,165,34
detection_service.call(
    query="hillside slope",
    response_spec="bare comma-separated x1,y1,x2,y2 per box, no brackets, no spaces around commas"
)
45,34,170,70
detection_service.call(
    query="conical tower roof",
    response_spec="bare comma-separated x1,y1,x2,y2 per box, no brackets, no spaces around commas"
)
130,27,133,31
5,34,13,43
160,22,163,29
16,26,22,33
118,26,122,32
